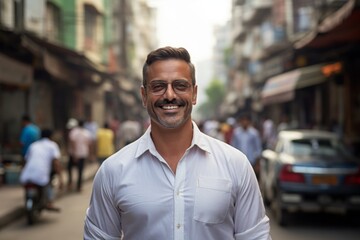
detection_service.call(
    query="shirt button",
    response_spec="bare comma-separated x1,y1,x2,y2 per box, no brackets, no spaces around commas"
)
176,223,181,229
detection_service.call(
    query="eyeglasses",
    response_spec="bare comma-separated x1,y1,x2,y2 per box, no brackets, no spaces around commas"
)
147,80,192,96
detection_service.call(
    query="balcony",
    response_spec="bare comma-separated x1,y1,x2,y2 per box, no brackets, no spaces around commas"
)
242,0,272,25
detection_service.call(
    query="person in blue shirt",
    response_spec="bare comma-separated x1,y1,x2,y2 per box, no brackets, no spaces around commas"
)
231,113,262,177
20,115,40,158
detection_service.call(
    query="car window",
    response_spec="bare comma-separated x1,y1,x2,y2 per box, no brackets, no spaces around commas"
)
289,138,337,156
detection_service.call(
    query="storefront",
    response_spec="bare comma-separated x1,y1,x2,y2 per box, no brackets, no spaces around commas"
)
261,63,330,128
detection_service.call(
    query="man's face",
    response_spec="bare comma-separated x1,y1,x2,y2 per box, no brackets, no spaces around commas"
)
240,117,250,129
141,59,197,129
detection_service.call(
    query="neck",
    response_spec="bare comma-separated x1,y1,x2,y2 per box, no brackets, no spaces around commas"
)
150,120,194,173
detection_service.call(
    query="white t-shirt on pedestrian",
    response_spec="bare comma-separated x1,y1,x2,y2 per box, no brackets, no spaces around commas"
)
20,138,61,186
69,127,92,158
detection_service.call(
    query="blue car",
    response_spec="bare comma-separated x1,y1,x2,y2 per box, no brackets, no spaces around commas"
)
259,130,360,226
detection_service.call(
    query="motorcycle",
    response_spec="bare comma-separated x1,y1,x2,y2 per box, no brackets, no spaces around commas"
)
24,182,60,225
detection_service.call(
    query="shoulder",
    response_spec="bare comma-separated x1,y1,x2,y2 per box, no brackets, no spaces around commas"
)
249,127,260,135
101,140,140,171
201,133,248,163
200,134,254,184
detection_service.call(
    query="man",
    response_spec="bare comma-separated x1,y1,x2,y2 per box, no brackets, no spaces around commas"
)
262,116,276,149
84,47,271,239
231,114,262,171
19,115,40,158
68,119,92,192
96,122,115,165
20,129,64,210
118,118,142,147
84,116,98,162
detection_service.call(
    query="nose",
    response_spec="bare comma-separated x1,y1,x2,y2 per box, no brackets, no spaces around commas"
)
163,82,177,99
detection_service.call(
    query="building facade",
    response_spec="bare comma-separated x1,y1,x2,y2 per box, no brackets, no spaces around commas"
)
228,0,360,154
0,0,157,157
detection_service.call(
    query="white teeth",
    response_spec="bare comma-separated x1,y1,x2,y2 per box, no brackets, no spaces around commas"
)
162,105,178,110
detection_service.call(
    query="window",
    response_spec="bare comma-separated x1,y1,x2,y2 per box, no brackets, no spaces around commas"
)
14,0,24,31
45,2,62,42
291,0,316,34
84,4,98,50
289,138,337,156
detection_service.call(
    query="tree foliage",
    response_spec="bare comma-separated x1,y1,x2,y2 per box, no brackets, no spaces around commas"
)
196,78,225,120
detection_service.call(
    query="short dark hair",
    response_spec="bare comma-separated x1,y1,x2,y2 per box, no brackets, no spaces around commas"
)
41,129,52,138
78,119,85,127
22,115,31,122
142,46,196,87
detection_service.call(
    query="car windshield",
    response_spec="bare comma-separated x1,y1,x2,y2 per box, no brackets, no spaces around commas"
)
288,138,346,156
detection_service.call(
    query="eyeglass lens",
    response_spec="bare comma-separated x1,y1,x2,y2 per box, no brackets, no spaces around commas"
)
148,80,191,95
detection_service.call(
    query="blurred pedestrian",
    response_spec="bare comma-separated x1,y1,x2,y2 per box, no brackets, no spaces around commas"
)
20,129,64,211
277,114,290,133
65,118,77,190
19,115,40,160
84,46,271,239
222,117,236,144
68,119,92,192
231,114,262,175
109,116,121,148
84,116,98,162
118,118,141,147
96,122,115,166
262,116,276,149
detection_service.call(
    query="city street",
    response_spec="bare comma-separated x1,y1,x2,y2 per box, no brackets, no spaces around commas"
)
0,180,93,240
1,180,360,240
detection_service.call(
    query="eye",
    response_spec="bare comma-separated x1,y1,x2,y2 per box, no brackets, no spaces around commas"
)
174,81,190,91
151,83,166,92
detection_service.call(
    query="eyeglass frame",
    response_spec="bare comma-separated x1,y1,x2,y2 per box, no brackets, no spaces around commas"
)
145,79,193,96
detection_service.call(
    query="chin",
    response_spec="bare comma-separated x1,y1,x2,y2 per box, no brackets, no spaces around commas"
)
157,118,185,129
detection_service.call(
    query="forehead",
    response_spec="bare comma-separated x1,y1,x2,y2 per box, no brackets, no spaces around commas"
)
147,59,191,81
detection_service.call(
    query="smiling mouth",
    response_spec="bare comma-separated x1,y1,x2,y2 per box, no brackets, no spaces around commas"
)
162,105,179,110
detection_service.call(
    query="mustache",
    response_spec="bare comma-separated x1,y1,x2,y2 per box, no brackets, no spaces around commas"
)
155,99,186,107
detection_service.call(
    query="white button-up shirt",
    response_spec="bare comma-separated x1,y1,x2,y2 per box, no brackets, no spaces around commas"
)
84,123,271,240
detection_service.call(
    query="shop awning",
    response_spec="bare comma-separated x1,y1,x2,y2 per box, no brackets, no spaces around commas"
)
21,34,111,84
295,0,358,49
261,64,327,105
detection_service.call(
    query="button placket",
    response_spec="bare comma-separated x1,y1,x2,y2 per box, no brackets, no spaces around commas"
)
174,158,186,240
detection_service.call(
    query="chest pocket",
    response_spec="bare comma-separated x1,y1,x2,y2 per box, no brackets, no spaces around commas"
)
193,177,232,224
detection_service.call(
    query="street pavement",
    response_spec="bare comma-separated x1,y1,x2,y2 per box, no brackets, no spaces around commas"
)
0,161,99,230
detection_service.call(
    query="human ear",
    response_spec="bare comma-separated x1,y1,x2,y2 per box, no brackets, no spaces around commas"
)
192,85,198,105
141,86,147,107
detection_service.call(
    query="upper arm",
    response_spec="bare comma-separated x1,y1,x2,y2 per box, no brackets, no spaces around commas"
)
84,166,122,239
234,160,270,239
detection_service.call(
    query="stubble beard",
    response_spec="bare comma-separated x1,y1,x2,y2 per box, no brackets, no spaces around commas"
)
148,103,193,129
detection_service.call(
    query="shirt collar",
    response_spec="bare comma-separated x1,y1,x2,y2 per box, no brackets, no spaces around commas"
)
134,121,210,159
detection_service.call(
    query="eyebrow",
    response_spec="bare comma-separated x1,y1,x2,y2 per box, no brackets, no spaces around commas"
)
149,79,190,83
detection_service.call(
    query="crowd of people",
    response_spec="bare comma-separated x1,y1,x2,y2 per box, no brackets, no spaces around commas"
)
198,113,293,177
18,114,144,210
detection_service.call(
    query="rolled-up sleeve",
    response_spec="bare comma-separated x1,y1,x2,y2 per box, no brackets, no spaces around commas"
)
84,166,122,239
234,160,272,240
235,216,271,240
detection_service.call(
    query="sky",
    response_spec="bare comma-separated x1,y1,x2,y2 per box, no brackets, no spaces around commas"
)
150,0,232,62
148,0,232,105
